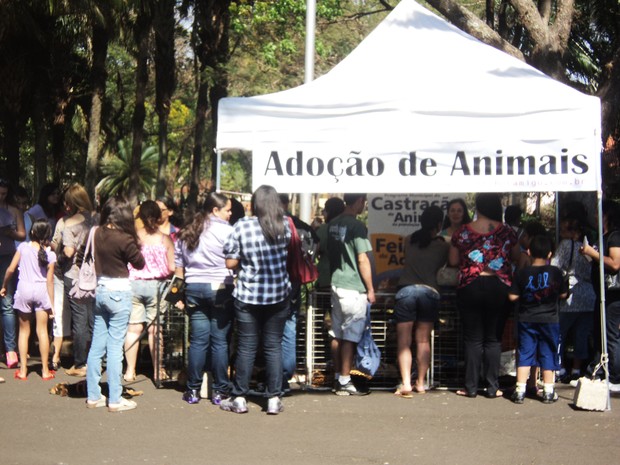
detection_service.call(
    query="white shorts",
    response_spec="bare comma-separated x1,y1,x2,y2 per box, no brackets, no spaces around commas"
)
330,286,368,343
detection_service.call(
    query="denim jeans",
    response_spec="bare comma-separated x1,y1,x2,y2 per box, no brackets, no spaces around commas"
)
282,283,301,386
606,300,620,384
185,282,234,392
0,254,16,352
86,281,132,405
232,297,290,398
64,276,94,368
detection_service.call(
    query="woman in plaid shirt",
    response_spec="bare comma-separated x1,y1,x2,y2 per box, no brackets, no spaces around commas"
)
221,185,291,415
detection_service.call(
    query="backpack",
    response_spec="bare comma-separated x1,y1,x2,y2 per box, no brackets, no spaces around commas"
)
286,217,319,284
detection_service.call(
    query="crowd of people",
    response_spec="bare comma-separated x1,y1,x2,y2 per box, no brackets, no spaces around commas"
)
0,178,618,414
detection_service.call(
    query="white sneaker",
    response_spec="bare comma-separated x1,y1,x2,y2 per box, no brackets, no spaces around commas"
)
608,382,620,393
108,398,137,413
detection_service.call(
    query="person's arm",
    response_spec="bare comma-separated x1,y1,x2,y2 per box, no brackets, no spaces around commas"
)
0,250,20,296
581,244,620,273
11,206,25,241
448,245,459,267
358,252,375,304
226,259,240,270
46,262,55,317
164,234,175,275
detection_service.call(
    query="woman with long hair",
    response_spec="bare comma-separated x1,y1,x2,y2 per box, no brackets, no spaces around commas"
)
175,192,234,405
124,201,175,383
61,183,96,377
449,193,520,398
440,198,471,241
86,197,145,412
156,196,179,241
221,185,291,415
0,178,26,368
394,206,449,396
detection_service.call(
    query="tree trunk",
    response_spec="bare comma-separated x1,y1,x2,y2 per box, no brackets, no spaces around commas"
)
189,79,209,211
1,115,21,186
85,25,109,205
425,0,524,60
128,15,151,206
32,89,47,194
154,0,177,198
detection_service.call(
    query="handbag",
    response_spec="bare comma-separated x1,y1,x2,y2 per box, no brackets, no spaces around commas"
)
69,227,97,299
352,304,381,379
286,217,318,284
436,264,459,287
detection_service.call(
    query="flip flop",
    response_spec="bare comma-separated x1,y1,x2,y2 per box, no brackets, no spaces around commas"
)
412,385,426,394
14,370,27,381
42,371,56,381
394,389,413,398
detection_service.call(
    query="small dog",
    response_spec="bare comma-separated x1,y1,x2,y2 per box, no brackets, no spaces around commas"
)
49,380,143,398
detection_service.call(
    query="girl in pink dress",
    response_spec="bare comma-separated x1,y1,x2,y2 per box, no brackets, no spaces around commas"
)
0,220,56,380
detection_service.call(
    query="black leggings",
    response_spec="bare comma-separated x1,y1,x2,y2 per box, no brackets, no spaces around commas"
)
457,276,509,394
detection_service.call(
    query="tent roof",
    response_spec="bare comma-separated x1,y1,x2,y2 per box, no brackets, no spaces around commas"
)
216,0,601,193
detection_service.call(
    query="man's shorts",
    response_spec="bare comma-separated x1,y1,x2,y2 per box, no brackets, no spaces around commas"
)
517,321,560,371
330,286,368,343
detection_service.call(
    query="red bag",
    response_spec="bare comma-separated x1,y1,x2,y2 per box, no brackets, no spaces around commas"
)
286,217,318,284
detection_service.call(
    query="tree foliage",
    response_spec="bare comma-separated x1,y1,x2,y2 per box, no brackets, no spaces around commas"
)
1,0,619,202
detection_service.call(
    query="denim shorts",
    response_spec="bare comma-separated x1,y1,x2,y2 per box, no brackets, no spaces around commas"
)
393,285,440,323
330,287,368,343
130,279,167,324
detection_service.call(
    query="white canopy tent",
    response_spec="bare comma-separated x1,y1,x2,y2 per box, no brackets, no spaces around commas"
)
217,0,601,195
216,0,609,407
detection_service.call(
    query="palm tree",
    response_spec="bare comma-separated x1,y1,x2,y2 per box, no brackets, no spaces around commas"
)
96,139,158,200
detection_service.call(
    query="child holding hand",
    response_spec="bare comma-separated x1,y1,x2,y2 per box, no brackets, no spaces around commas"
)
509,234,569,404
0,220,56,380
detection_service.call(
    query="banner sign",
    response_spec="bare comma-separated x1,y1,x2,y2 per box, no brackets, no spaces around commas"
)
367,194,461,284
252,142,600,193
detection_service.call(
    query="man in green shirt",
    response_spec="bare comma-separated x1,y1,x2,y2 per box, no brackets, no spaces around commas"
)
327,193,375,396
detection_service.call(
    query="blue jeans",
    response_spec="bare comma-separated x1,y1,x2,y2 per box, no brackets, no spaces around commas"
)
606,300,620,384
185,283,234,392
232,298,290,398
0,254,16,352
64,276,94,368
86,282,132,405
282,283,301,387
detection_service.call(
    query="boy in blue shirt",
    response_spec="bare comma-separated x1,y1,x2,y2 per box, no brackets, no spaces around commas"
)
509,234,569,404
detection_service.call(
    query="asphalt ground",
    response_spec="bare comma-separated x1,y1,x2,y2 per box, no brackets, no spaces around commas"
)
1,360,619,465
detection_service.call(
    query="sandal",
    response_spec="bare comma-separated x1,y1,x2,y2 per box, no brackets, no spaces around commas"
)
456,389,477,398
413,385,427,394
484,389,503,399
14,370,27,381
394,388,413,398
42,371,56,381
50,361,61,371
123,373,136,382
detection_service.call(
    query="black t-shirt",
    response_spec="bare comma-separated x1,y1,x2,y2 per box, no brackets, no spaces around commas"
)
592,230,620,304
510,265,568,323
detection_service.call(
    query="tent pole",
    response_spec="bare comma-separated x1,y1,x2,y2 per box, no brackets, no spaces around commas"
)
215,149,222,192
595,190,611,410
299,0,316,224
